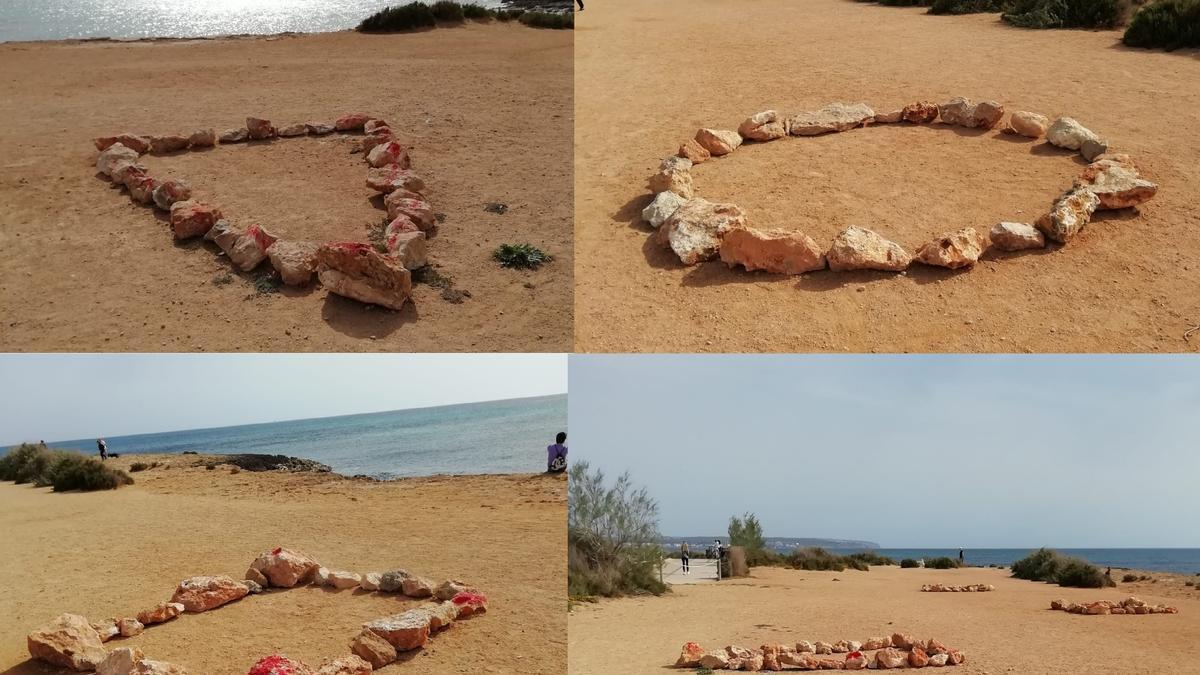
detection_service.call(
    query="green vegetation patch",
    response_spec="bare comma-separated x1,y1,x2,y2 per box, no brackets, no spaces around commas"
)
1123,0,1200,50
0,443,133,492
494,243,552,269
1011,547,1115,588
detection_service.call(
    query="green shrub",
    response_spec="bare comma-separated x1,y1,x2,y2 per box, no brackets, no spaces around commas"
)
879,0,934,6
1002,0,1125,28
926,556,962,569
900,558,921,568
568,461,666,598
430,0,466,22
494,243,552,269
462,3,492,19
848,551,897,566
0,444,131,492
358,3,438,32
930,0,1006,13
1122,573,1139,582
1011,548,1114,588
786,547,870,571
1123,0,1200,50
519,11,575,29
494,9,525,21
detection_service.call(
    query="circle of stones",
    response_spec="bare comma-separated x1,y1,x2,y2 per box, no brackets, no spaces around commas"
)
93,114,435,310
646,98,1159,275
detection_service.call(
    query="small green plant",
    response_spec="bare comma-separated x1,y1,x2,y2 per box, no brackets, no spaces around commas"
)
925,557,962,569
252,271,282,295
494,243,552,269
900,558,921,568
358,3,438,32
1123,0,1200,50
430,0,466,22
212,272,233,286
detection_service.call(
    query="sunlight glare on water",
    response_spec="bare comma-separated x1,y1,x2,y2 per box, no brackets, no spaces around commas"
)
0,0,506,42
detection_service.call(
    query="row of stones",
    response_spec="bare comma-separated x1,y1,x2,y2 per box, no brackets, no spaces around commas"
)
645,98,1159,274
26,547,487,675
920,584,995,592
1050,596,1179,615
676,632,966,671
93,113,434,310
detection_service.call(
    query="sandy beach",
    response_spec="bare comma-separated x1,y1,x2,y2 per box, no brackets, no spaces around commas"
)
567,565,1200,673
0,453,566,674
573,0,1200,353
0,23,571,352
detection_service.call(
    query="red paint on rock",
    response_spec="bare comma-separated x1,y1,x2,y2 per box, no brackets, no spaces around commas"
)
248,655,307,675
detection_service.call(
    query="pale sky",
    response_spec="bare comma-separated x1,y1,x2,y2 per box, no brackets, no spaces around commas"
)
568,355,1200,548
0,354,566,445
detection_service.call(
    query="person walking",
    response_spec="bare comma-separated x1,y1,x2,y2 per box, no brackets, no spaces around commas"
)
681,542,690,575
97,438,108,461
546,432,568,473
958,548,965,565
576,0,584,11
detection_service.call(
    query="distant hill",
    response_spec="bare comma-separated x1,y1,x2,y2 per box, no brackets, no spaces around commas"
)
661,536,880,551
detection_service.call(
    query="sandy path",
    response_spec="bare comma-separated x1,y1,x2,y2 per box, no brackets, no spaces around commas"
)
0,454,566,674
0,24,572,352
568,565,1200,673
573,0,1200,353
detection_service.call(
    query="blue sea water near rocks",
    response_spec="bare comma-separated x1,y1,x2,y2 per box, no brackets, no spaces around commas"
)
18,394,566,479
0,0,514,43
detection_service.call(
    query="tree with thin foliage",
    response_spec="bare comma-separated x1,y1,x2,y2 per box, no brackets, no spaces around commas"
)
568,461,666,598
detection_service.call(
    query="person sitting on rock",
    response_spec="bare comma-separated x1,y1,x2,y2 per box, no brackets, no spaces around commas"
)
547,432,567,473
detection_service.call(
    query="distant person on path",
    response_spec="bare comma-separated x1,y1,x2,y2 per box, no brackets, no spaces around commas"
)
546,432,567,473
959,548,964,565
681,542,690,575
97,438,108,461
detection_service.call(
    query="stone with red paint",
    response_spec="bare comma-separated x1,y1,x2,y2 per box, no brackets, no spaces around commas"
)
152,179,193,211
97,143,140,177
451,591,488,617
366,166,426,195
335,113,371,131
248,654,313,675
385,194,436,230
246,117,276,140
316,243,412,310
249,547,321,588
169,201,223,240
367,141,411,169
95,134,151,154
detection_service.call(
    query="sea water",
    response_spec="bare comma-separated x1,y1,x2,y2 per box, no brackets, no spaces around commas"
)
0,0,512,43
828,548,1200,575
25,394,567,479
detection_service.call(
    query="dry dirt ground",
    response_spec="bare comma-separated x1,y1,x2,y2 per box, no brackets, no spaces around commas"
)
0,25,572,352
567,565,1200,674
573,0,1200,353
0,454,566,674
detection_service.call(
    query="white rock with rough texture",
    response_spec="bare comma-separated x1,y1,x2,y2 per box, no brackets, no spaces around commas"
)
648,156,694,198
989,222,1044,251
657,198,747,265
97,143,140,177
738,110,787,141
788,103,874,136
642,191,687,228
98,648,144,675
1076,159,1158,210
360,573,383,591
363,610,432,651
327,570,362,590
914,227,986,269
27,614,107,671
826,226,911,272
1047,117,1100,151
267,240,321,286
937,97,1004,129
1035,187,1101,243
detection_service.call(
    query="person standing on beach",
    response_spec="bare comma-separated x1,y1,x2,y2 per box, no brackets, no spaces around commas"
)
97,438,108,461
959,548,964,565
681,542,690,575
547,432,567,473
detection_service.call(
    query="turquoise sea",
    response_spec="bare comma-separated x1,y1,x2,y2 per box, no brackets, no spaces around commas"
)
13,394,567,479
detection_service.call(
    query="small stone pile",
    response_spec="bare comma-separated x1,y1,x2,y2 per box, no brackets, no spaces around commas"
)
645,98,1159,275
675,633,966,670
1050,596,1178,615
93,113,433,311
921,584,994,592
25,546,487,673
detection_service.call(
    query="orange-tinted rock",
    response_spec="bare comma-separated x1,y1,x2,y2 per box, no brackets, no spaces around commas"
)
938,97,1004,129
171,575,249,612
350,629,397,669
136,602,184,626
1075,160,1158,210
26,613,106,671
678,139,711,164
316,242,412,310
875,648,906,669
695,128,743,156
366,165,426,195
247,117,275,140
826,226,911,272
169,200,222,240
367,141,411,169
314,655,372,675
95,134,151,154
1006,111,1048,138
914,227,986,269
720,226,826,275
336,113,371,131
739,110,788,141
364,610,432,651
658,198,747,265
1036,187,1101,243
149,134,189,154
908,646,930,668
901,101,939,123
250,547,320,588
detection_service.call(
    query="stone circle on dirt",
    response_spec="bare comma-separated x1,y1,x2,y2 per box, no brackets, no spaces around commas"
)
920,583,994,592
93,114,433,310
675,632,966,670
646,98,1160,275
25,547,488,674
1050,596,1178,616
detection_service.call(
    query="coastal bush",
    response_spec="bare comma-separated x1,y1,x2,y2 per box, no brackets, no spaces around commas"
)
878,0,934,6
1002,0,1125,28
729,512,783,567
925,556,963,569
461,3,492,19
358,3,438,32
1011,548,1114,588
494,243,552,269
1123,0,1200,50
930,0,1007,13
0,444,131,492
430,1,466,22
787,547,868,571
848,551,897,566
519,11,575,29
900,558,921,568
568,461,667,598
493,9,525,21
130,461,152,472
1122,573,1139,582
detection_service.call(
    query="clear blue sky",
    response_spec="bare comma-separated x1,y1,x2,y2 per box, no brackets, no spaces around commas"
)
568,355,1200,548
0,354,566,445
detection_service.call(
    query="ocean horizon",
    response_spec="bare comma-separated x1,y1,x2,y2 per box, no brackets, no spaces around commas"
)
0,0,545,43
4,393,567,479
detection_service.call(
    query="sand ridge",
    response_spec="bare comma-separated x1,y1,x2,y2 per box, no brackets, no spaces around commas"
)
0,24,572,352
0,454,566,674
568,565,1200,673
573,0,1200,353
